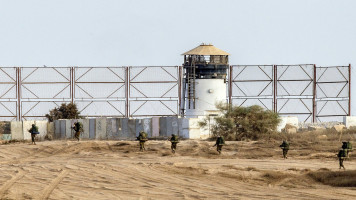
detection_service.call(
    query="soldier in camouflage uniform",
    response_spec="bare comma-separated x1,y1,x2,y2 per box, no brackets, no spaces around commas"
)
72,121,82,141
342,141,353,158
337,148,347,170
170,134,179,153
280,140,289,159
137,131,148,152
213,135,225,154
28,123,39,145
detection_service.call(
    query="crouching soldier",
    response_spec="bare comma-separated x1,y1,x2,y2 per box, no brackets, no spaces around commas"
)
280,140,289,159
137,131,148,152
28,123,39,145
72,121,83,141
342,141,353,158
170,134,179,153
337,148,347,170
213,135,225,154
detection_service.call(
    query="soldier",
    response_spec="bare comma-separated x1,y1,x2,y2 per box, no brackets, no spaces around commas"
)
137,131,148,152
72,121,82,141
342,141,353,158
337,148,347,170
170,134,179,153
280,140,289,159
213,135,225,154
28,123,39,145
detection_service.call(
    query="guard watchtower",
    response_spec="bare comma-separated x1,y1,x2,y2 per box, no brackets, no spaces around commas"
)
182,43,229,117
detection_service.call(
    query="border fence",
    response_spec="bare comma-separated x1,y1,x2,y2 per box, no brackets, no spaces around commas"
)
0,65,350,122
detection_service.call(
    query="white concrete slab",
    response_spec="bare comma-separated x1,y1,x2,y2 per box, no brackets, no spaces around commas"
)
152,117,159,137
47,122,54,138
35,121,48,141
11,121,23,140
23,121,35,140
95,118,107,140
344,116,356,129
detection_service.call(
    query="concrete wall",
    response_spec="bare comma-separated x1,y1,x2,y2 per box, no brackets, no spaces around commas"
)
344,116,356,129
11,121,23,140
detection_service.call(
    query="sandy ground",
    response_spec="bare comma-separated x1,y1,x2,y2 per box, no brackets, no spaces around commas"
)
0,140,355,200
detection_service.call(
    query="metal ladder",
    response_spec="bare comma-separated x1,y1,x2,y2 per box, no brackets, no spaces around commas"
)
187,62,196,109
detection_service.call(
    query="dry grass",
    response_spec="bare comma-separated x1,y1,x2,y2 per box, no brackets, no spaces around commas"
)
308,170,356,187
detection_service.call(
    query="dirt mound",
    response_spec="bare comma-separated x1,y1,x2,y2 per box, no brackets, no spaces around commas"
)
308,170,356,187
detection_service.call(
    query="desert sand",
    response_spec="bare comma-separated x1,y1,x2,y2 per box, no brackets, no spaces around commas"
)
0,140,355,200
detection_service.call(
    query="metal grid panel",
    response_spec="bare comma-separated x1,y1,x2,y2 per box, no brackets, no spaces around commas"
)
316,66,349,98
0,102,17,121
277,98,313,122
76,100,126,117
230,65,274,111
21,101,69,120
0,67,17,99
75,67,126,99
129,66,178,98
129,100,178,117
21,67,71,99
275,65,314,122
315,66,350,121
232,98,273,110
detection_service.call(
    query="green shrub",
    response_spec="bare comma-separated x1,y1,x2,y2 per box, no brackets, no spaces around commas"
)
45,103,81,122
200,103,280,140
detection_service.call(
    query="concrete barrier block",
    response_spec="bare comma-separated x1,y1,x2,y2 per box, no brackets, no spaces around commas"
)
89,119,96,139
181,118,189,138
135,119,144,137
143,118,152,138
166,117,174,136
152,117,159,137
109,118,121,139
11,121,23,140
344,116,356,129
178,118,183,137
159,117,167,137
120,118,129,139
47,122,54,138
36,121,48,141
277,116,298,132
128,119,136,138
171,117,179,136
60,120,66,139
54,120,61,139
65,120,72,139
95,118,107,140
2,134,11,140
23,121,35,140
187,118,201,139
77,119,89,139
106,118,116,139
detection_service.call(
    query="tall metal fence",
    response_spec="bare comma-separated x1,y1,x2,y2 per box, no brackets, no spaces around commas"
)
230,64,351,122
0,65,350,122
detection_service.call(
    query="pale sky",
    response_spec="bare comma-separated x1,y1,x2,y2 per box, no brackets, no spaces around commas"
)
0,0,355,114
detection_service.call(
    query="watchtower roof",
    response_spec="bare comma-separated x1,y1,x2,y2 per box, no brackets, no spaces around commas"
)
182,43,229,56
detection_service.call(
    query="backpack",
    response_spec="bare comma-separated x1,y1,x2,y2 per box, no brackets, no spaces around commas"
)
347,142,352,150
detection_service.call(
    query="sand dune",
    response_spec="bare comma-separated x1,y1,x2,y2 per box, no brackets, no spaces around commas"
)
0,140,355,199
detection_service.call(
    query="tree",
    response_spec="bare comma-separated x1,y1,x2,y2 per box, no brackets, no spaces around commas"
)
45,103,81,122
200,103,281,140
